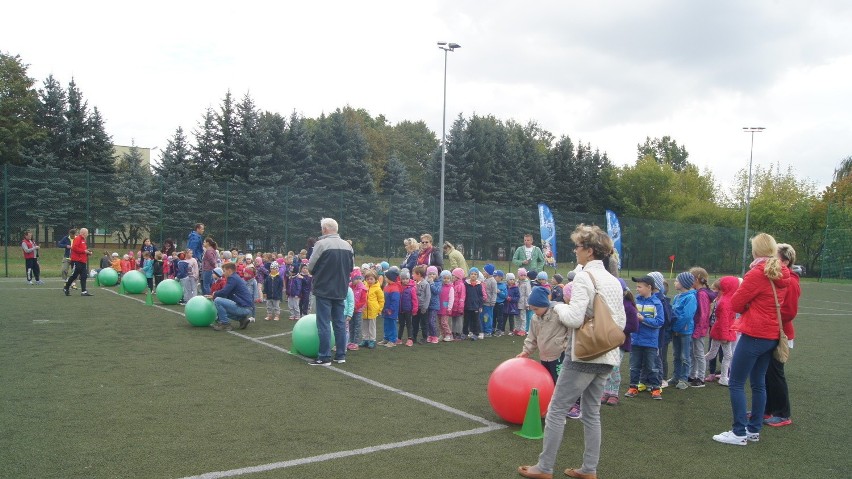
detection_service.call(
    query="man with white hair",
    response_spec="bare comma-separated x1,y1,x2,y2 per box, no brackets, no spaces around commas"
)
307,218,354,366
64,227,93,296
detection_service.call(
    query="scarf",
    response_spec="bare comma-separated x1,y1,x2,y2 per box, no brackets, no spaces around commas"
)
749,256,769,270
417,246,434,265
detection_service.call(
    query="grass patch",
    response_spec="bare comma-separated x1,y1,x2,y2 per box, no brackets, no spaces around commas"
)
0,279,849,478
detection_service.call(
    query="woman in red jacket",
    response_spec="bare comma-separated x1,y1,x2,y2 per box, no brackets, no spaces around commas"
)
712,233,789,446
763,243,801,427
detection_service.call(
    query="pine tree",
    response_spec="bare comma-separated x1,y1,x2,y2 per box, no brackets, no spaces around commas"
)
154,127,197,242
30,74,67,168
0,52,39,167
113,144,154,248
191,108,217,181
84,107,115,175
64,78,88,171
214,91,238,180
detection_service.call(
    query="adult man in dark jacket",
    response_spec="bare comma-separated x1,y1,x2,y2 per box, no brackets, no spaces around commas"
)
207,262,253,331
187,223,205,266
307,218,354,366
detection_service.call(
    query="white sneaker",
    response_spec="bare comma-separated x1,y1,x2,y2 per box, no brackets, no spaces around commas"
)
712,430,747,446
477,333,484,340
248,317,256,323
746,431,760,442
718,378,729,386
660,380,669,389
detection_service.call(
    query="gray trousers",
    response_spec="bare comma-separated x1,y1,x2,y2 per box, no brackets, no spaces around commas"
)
535,368,609,475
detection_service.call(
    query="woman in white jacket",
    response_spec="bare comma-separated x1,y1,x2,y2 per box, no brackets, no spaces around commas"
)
519,224,626,479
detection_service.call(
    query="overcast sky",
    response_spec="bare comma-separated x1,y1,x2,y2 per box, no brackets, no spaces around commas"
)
4,0,850,191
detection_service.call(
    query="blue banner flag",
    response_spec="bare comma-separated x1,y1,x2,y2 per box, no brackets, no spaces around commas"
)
605,209,622,268
538,203,557,269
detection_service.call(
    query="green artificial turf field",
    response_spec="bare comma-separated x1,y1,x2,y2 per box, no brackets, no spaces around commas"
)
0,277,849,478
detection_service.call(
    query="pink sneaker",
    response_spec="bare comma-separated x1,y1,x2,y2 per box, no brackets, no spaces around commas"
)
394,339,403,345
704,374,716,382
346,343,359,351
405,339,414,347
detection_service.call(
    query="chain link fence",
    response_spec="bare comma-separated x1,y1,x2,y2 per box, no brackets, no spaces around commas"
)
3,164,842,278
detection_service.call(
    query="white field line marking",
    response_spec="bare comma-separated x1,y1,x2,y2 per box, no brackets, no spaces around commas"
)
253,332,292,340
798,305,851,313
179,424,504,479
810,299,852,306
108,289,507,477
2,287,65,290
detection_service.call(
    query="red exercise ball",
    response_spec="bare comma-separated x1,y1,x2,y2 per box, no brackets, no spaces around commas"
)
487,358,555,424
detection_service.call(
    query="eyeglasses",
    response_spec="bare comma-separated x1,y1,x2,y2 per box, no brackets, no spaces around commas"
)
573,244,585,250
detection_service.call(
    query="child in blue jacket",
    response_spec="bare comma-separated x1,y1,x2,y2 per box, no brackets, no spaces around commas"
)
626,275,665,399
381,267,402,347
670,271,697,389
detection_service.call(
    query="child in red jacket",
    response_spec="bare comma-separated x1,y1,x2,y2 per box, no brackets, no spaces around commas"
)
705,276,740,386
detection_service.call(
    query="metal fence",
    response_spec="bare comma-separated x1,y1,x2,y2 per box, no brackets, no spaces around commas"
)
0,164,807,277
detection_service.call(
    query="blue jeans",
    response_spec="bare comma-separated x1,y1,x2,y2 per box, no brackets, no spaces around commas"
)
729,334,777,436
671,333,692,382
629,345,661,388
480,305,494,334
213,297,252,324
201,270,213,295
316,296,346,362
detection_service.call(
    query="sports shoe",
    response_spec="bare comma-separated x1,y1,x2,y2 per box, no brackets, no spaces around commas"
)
689,378,706,388
308,359,331,366
239,317,251,329
746,431,760,442
332,358,346,364
346,343,359,351
377,340,388,345
765,416,792,427
637,383,647,392
384,341,395,348
211,322,233,332
71,283,77,289
624,387,639,398
600,394,609,405
478,333,484,340
367,341,376,349
704,374,716,382
63,288,70,296
494,330,504,337
443,335,454,342
660,380,669,389
718,378,729,386
80,291,93,296
35,280,44,285
567,403,582,419
676,381,689,390
248,316,256,323
264,315,273,321
712,430,747,446
606,395,619,406
358,340,369,347
395,339,403,345
273,315,280,321
651,389,662,400
405,339,413,347
28,280,34,285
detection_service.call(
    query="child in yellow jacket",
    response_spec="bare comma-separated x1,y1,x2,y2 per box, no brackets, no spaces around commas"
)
360,270,385,349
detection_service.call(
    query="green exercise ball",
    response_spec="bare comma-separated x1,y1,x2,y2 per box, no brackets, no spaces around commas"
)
156,279,183,305
98,267,119,286
121,270,147,294
185,296,216,327
291,314,335,358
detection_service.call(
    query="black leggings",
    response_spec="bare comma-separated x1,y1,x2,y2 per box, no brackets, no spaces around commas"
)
65,261,88,291
397,312,413,340
25,258,40,281
764,357,791,418
463,310,482,335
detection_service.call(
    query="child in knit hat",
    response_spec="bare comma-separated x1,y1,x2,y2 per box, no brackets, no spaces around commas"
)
438,270,455,341
670,271,697,389
504,273,521,336
425,266,442,343
481,264,498,337
463,267,485,340
263,262,284,321
451,267,467,340
516,286,570,384
493,270,508,336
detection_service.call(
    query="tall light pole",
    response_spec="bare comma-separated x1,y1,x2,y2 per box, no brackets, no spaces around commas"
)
741,127,765,276
437,41,460,251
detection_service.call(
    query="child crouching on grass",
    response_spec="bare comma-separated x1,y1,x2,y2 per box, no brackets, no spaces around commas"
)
516,286,569,383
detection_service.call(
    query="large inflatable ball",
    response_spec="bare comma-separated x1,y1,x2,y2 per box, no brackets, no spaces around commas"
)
487,358,556,424
156,279,183,305
97,267,119,286
291,314,336,358
185,296,217,327
121,270,147,294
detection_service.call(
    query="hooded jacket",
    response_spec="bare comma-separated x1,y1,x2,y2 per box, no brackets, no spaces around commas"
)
709,276,739,342
731,262,790,340
365,280,385,319
672,289,697,335
632,293,664,347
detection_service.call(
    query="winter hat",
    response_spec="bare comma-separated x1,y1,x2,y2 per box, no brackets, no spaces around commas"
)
483,263,495,276
400,268,411,280
527,270,538,280
536,271,548,281
553,274,563,284
301,258,309,265
385,266,400,282
494,270,505,278
270,262,279,269
111,252,119,257
213,267,224,277
677,271,695,290
505,272,516,281
469,267,480,276
440,270,452,279
361,263,371,271
648,271,666,293
566,271,576,282
528,286,551,308
426,265,439,275
245,253,252,261
380,261,390,271
452,268,465,280
632,275,655,288
222,251,232,260
517,268,527,277
350,269,363,281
